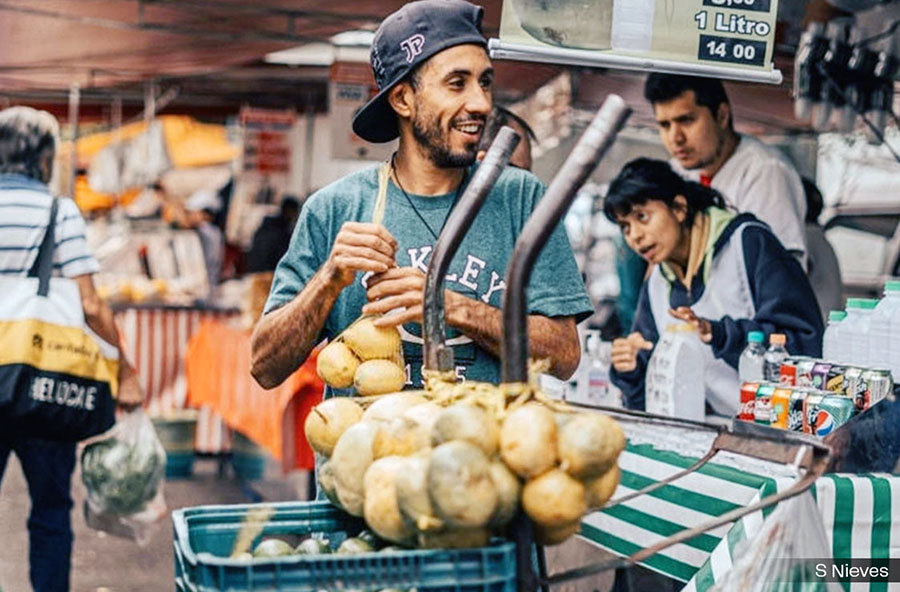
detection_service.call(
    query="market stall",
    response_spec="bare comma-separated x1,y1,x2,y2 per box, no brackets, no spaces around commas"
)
184,319,323,474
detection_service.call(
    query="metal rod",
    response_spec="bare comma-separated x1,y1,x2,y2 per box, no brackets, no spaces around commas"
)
601,448,717,510
423,127,520,373
501,95,630,383
302,99,316,198
67,83,80,199
510,512,539,592
144,80,157,124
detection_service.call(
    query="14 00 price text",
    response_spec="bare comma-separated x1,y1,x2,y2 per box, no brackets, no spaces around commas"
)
698,34,766,66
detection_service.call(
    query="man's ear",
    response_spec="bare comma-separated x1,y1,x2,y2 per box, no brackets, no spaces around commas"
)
716,102,732,130
673,195,689,224
387,82,414,120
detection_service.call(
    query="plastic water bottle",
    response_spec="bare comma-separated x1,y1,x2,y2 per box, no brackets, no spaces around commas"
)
822,310,847,363
645,324,706,421
763,334,789,382
738,331,766,382
844,298,878,367
869,282,900,374
582,335,622,407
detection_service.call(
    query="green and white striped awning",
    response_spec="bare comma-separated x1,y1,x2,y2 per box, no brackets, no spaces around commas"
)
579,440,900,591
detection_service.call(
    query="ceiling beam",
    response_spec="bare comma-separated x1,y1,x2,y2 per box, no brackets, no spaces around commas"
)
0,1,332,44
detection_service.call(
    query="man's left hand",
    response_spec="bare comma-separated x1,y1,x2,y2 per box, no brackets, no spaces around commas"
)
116,361,144,410
363,267,427,327
669,306,713,343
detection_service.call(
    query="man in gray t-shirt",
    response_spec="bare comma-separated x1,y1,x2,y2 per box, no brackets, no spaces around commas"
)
251,0,592,391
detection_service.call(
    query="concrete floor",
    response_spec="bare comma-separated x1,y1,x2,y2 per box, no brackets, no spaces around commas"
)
0,454,306,592
0,453,616,592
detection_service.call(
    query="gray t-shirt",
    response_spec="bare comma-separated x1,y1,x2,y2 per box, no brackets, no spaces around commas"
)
265,163,593,389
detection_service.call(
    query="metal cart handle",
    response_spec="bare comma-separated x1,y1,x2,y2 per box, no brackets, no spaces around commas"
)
501,94,631,383
423,126,520,373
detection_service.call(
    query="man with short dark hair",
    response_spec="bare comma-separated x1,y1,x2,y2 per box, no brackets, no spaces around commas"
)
644,73,807,265
251,0,592,391
0,105,142,592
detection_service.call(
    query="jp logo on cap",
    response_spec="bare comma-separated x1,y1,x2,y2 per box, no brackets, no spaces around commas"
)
351,0,487,144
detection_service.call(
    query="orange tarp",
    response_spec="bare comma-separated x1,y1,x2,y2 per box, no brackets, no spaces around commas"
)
185,320,322,470
161,116,239,169
73,175,140,212
76,115,239,169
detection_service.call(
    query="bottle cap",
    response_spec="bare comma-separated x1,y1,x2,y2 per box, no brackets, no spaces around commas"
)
847,298,878,310
770,333,786,346
828,310,847,322
747,331,764,344
885,280,900,292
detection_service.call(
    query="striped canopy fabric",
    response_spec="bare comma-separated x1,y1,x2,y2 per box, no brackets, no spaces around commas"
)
115,305,239,453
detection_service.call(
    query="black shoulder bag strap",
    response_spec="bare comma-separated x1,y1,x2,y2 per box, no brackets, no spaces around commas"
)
28,198,59,297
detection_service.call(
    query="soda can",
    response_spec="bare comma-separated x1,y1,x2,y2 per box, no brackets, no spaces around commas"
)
755,384,776,426
859,369,894,410
825,364,846,395
770,387,792,429
814,394,857,437
779,359,797,386
803,392,824,434
739,382,759,422
796,358,817,387
811,362,832,390
788,389,807,431
843,367,865,402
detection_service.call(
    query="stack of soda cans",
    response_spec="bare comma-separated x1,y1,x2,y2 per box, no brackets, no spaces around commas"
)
739,357,893,437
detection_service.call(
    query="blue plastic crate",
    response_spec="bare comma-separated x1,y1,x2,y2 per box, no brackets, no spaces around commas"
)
173,500,517,592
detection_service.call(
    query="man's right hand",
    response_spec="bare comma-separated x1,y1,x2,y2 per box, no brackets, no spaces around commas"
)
611,332,654,373
322,222,398,288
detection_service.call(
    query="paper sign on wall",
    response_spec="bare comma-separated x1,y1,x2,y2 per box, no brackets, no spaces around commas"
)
494,0,781,84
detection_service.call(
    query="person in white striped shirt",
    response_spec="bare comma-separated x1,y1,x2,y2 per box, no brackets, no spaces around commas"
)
0,106,142,592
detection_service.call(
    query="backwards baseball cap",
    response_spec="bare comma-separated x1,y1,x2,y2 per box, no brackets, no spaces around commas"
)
351,0,487,143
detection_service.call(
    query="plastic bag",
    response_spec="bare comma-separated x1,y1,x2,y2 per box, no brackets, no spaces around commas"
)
80,408,168,545
710,492,842,592
317,314,406,396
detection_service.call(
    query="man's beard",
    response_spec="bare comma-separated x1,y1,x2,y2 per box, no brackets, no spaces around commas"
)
411,110,480,169
683,131,726,171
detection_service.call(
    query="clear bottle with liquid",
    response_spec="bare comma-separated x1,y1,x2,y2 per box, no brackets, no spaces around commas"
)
738,331,766,383
763,333,789,382
575,334,621,407
822,310,846,363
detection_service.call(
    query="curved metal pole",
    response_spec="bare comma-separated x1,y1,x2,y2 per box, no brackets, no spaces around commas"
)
423,126,520,373
501,95,631,383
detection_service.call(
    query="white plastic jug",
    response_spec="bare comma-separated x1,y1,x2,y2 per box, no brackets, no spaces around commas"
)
645,324,706,421
869,281,900,379
822,310,846,363
844,298,878,367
